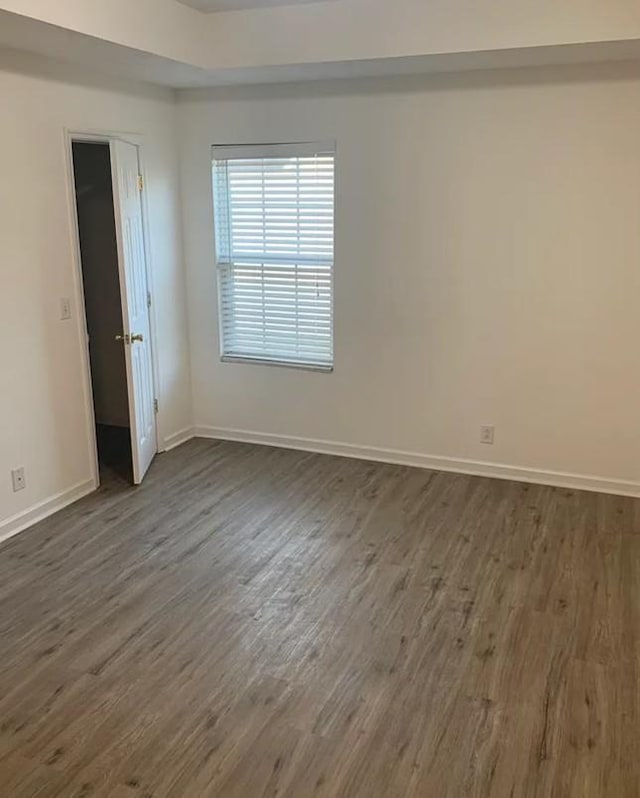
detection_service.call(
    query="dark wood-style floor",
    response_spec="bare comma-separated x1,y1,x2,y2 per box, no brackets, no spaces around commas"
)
0,439,638,797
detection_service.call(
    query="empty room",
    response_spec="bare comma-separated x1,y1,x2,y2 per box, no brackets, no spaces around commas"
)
0,1,639,795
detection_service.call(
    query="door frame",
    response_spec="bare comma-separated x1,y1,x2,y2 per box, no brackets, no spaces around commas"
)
63,128,161,487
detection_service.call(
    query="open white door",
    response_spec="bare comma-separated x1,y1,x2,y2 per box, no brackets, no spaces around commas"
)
111,139,156,484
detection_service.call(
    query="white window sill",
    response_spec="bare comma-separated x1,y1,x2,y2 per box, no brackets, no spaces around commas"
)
221,355,333,373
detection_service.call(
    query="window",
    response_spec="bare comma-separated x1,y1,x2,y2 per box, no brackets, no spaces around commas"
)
212,142,335,370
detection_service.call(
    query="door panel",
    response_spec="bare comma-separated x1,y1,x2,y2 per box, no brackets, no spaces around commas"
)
111,140,156,484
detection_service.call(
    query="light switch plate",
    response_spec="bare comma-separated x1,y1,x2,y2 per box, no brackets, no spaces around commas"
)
480,425,495,445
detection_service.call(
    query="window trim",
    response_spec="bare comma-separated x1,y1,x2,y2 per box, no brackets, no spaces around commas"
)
212,141,335,371
220,354,333,373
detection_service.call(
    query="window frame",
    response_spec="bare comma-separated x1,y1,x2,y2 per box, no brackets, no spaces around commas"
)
212,141,335,372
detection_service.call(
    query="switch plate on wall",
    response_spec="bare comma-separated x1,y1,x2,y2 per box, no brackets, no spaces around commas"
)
60,297,72,320
11,467,26,492
480,425,495,445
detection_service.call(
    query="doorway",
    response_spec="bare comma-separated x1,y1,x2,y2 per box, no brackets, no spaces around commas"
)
71,138,157,486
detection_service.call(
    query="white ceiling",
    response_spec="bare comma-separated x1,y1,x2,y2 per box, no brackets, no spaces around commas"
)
2,8,640,92
2,3,640,90
176,0,323,12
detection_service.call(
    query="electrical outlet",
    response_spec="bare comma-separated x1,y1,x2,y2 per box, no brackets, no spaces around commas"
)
11,467,26,492
480,425,495,445
60,297,72,320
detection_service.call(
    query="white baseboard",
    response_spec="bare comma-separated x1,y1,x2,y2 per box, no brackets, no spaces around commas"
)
194,426,640,498
0,478,97,546
2,430,633,549
163,427,195,452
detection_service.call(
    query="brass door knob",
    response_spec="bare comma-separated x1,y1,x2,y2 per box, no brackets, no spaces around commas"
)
115,334,130,344
131,333,144,343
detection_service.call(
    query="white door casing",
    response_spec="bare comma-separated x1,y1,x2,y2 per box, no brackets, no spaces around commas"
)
111,139,156,483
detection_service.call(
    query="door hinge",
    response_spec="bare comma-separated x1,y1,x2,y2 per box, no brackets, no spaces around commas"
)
153,399,159,414
147,291,152,309
138,174,144,192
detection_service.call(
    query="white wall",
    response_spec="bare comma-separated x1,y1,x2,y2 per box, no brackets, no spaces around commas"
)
0,49,191,537
179,62,640,493
2,51,638,540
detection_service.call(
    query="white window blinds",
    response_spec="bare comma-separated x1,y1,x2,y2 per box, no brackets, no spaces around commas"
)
212,142,335,369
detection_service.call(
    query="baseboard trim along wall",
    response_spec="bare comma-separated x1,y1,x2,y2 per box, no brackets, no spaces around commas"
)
2,427,636,547
163,427,195,452
0,478,97,547
194,426,640,498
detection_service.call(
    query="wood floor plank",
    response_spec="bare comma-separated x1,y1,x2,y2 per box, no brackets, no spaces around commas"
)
0,439,638,797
